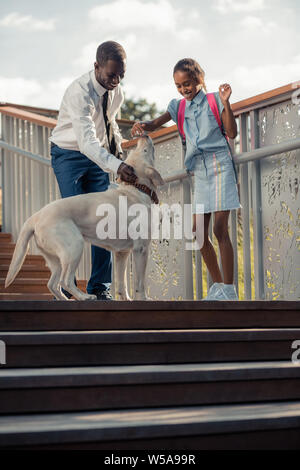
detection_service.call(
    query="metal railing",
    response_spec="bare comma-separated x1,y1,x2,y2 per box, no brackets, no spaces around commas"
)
1,82,299,300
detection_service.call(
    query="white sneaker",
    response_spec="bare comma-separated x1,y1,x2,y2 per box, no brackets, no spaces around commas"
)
222,284,239,300
202,282,226,301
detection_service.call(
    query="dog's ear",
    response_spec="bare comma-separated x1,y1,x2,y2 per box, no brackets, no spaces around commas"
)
145,167,165,187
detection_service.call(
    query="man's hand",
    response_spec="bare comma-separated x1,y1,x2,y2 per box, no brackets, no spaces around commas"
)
117,162,137,183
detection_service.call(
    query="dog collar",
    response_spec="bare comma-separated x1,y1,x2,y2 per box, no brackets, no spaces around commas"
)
122,181,159,204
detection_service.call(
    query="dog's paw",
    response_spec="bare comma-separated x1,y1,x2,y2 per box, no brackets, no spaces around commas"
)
82,293,97,301
135,294,152,301
118,295,132,301
117,291,132,301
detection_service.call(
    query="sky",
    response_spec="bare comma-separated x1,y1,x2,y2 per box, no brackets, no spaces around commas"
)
0,0,299,114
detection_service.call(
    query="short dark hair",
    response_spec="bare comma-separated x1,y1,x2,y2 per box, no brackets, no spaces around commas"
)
96,41,126,65
173,58,207,91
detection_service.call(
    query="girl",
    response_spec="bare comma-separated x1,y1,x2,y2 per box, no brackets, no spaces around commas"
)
131,58,241,300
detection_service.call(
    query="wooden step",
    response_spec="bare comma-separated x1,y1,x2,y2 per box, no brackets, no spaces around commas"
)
0,233,12,243
0,279,87,294
1,328,299,368
0,244,15,254
0,301,299,331
0,265,50,279
0,293,54,301
0,361,299,414
0,279,51,293
1,401,300,449
0,254,45,266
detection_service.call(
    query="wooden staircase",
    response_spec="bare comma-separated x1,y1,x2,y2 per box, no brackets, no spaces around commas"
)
0,298,300,449
0,232,86,300
0,232,300,449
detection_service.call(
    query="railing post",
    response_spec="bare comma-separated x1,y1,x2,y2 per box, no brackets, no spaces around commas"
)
239,113,252,299
0,115,5,231
180,140,194,300
25,121,32,223
20,120,27,232
36,124,46,209
1,116,13,234
14,118,21,237
206,220,213,290
250,109,265,300
182,175,193,300
195,210,203,299
229,209,239,293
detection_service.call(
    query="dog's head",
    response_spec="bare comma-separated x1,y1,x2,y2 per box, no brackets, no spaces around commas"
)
120,135,165,188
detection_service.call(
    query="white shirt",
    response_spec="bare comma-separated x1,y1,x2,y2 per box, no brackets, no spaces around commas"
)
50,70,124,174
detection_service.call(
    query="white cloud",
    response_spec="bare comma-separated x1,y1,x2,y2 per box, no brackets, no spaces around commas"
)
213,0,266,14
123,81,175,111
241,15,276,34
231,54,300,100
1,53,299,115
0,12,57,31
72,0,204,85
73,34,143,68
0,0,297,114
177,28,199,41
0,76,74,109
73,42,99,68
0,77,42,105
88,0,178,32
0,73,173,115
87,0,198,41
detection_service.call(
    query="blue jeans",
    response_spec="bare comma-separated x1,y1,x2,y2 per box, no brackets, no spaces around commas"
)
51,143,112,294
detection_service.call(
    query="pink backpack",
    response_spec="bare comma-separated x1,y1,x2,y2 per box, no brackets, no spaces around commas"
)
177,93,229,144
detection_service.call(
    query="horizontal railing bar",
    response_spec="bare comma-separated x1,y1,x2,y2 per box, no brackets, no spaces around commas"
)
233,91,293,116
233,137,300,163
231,81,299,114
1,136,299,186
163,170,189,184
0,106,57,128
163,137,300,184
0,140,51,166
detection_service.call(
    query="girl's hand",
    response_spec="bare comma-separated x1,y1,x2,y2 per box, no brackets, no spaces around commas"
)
131,121,146,137
219,84,232,104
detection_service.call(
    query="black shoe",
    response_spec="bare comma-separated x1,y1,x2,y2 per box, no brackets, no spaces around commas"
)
92,288,114,301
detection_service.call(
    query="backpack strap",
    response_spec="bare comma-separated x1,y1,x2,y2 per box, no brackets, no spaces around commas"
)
177,98,186,143
206,93,229,142
177,93,229,144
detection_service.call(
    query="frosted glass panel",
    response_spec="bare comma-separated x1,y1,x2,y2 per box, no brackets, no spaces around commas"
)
259,100,300,300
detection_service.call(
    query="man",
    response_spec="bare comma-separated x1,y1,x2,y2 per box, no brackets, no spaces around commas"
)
50,41,136,300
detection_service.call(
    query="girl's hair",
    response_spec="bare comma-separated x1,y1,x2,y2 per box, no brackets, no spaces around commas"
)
173,58,207,92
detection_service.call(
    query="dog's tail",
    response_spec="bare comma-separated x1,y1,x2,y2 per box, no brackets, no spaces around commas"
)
5,215,36,288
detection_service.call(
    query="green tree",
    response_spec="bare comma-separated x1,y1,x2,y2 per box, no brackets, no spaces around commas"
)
121,97,162,121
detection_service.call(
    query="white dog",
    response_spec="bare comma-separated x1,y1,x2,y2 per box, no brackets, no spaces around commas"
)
5,136,164,301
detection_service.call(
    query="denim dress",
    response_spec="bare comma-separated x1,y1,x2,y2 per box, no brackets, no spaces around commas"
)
168,89,242,214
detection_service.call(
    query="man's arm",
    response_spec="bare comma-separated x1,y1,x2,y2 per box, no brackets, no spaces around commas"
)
67,86,124,173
